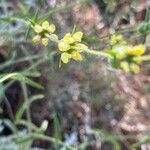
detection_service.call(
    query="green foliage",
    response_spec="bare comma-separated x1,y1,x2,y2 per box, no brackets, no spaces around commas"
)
15,94,44,122
0,73,43,89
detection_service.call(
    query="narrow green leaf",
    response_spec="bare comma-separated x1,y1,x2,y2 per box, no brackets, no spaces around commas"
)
15,94,44,122
0,73,43,89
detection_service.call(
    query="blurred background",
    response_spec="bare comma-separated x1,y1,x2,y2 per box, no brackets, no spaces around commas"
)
0,0,150,149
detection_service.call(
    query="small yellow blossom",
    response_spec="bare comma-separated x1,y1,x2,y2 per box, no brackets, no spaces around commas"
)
73,32,83,42
110,34,126,46
58,31,86,64
58,42,70,51
124,47,133,55
41,38,49,46
130,63,140,74
132,44,145,56
61,52,72,63
125,45,145,56
41,21,56,33
34,25,43,33
63,33,75,44
48,24,56,33
120,61,130,73
116,52,126,60
42,21,49,30
32,35,41,43
71,52,83,61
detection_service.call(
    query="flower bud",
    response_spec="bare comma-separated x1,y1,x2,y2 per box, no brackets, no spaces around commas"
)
32,35,41,43
61,52,71,63
130,63,140,74
71,52,83,61
58,42,70,51
42,21,50,30
34,25,43,33
42,38,49,46
73,32,83,42
48,24,56,33
120,61,130,73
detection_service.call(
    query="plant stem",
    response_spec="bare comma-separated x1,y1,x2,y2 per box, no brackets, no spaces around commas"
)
21,83,32,133
4,95,14,121
14,54,45,64
12,133,77,150
0,54,45,71
32,133,77,150
83,49,112,58
46,34,59,43
133,55,150,62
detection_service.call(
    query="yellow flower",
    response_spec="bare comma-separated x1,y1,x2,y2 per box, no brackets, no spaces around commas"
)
73,32,83,42
42,21,50,30
32,35,41,43
124,47,133,55
63,33,74,44
110,34,126,45
125,45,145,56
71,52,83,61
116,52,126,60
132,44,145,56
34,25,43,33
130,63,140,74
41,38,49,46
42,21,56,33
58,42,70,51
120,61,130,73
48,24,56,33
58,31,86,64
61,53,72,63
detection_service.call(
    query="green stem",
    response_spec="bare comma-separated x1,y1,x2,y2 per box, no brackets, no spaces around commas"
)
83,49,112,58
0,54,45,70
21,83,32,133
32,133,77,150
12,133,77,150
133,55,150,62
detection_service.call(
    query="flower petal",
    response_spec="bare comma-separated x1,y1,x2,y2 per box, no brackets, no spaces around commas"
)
73,32,83,42
42,21,49,30
58,42,70,51
41,38,49,46
71,52,83,61
48,24,56,33
34,25,43,33
63,33,74,44
120,61,130,73
130,63,140,74
32,35,41,43
61,53,71,63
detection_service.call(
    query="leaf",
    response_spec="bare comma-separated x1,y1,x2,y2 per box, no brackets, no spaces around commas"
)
53,113,62,149
3,119,18,133
0,73,43,89
25,9,39,40
15,94,44,122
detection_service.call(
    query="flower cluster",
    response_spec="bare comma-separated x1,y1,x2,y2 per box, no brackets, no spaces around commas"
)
58,32,88,64
110,34,126,46
32,21,56,46
108,44,146,74
31,21,150,74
